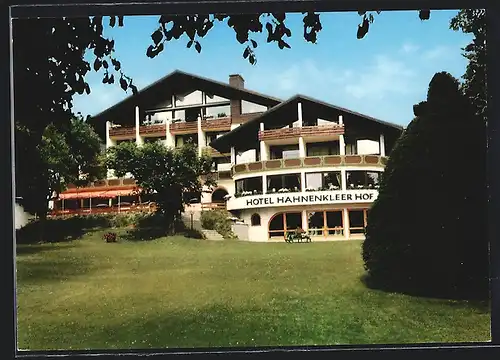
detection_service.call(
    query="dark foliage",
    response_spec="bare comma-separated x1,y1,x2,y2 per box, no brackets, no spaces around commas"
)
362,72,488,300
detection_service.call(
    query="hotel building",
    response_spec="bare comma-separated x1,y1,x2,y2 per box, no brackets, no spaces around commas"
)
54,70,403,241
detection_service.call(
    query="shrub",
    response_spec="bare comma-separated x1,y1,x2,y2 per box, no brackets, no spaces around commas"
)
103,232,117,243
200,209,237,240
362,72,488,300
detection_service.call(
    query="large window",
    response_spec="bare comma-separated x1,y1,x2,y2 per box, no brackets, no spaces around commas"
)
235,176,263,197
267,173,301,193
269,144,300,160
346,171,382,189
307,210,344,237
348,209,369,235
268,212,302,239
305,171,341,191
204,105,230,119
175,90,203,107
306,141,340,156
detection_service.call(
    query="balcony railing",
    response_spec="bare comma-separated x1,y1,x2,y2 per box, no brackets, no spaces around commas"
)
201,117,231,131
139,124,166,136
65,177,137,190
258,124,345,141
232,155,387,175
109,126,135,137
170,120,198,133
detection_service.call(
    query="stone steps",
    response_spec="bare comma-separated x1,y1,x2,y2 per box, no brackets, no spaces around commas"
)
201,229,225,241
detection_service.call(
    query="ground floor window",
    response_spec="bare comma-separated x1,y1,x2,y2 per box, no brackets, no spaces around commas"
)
251,213,261,226
348,209,369,234
268,212,302,239
307,210,344,237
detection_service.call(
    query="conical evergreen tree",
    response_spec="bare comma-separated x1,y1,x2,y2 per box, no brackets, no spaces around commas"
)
362,72,488,299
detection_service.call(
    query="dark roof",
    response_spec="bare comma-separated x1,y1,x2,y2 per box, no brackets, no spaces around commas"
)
209,94,404,153
87,70,283,138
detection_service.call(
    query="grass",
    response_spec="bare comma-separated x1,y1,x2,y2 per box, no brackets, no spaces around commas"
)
16,228,491,350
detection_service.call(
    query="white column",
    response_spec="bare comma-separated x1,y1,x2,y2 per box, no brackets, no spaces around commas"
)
166,121,174,148
262,175,267,194
302,210,308,232
105,121,116,149
379,133,386,157
343,209,350,239
341,169,347,191
197,115,205,156
297,102,303,127
135,106,143,146
338,114,346,156
299,136,306,158
300,171,306,192
259,122,268,161
230,146,236,165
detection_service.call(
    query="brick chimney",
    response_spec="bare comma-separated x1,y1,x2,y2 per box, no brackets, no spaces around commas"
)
229,74,244,116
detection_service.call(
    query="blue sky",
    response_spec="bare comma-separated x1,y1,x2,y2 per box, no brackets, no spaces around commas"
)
73,10,472,126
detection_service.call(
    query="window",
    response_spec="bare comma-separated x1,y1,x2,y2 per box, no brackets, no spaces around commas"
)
204,105,231,119
185,107,202,122
268,212,302,239
267,173,301,193
205,94,229,104
241,101,267,114
305,171,341,191
307,210,344,237
235,176,263,196
144,137,164,144
175,90,203,107
348,209,368,235
206,131,229,145
345,142,358,155
175,134,198,148
251,214,261,226
306,141,340,156
173,109,185,122
346,171,382,190
270,144,300,160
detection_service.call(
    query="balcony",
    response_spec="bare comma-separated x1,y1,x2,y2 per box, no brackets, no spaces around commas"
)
201,117,231,131
139,124,166,136
232,155,387,176
109,125,135,138
65,177,137,190
258,124,344,141
170,120,198,134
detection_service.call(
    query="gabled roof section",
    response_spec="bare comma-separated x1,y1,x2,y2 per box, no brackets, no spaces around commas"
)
209,94,404,153
87,69,283,132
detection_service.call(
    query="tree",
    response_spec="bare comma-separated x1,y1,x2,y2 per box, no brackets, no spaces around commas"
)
15,116,105,241
105,141,215,233
450,9,487,121
361,72,488,299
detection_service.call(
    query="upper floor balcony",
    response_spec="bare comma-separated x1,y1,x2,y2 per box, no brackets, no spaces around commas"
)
232,154,387,177
258,124,345,142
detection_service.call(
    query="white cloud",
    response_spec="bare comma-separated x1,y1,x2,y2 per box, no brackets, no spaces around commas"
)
343,55,416,100
401,42,420,54
421,45,453,61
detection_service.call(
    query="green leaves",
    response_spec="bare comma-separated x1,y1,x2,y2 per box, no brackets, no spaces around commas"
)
106,141,213,217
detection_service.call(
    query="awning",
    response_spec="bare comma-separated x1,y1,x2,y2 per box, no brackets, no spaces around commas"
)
98,188,141,198
58,191,107,200
58,187,141,200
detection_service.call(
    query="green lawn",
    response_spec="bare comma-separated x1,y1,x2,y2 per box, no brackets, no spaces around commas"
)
16,229,490,350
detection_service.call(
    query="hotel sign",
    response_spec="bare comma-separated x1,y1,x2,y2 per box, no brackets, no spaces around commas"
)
226,190,378,210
